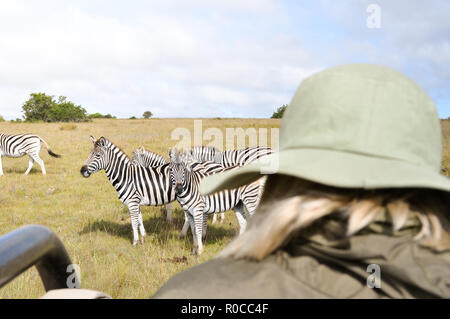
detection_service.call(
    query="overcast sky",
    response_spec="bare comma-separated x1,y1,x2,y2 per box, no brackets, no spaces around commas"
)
0,0,449,119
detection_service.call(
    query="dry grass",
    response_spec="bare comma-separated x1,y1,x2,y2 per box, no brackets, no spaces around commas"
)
59,123,77,131
0,118,448,298
0,118,280,298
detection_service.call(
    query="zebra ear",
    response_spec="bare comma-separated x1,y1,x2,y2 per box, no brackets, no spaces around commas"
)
139,146,145,152
90,136,96,144
98,137,106,146
169,148,179,162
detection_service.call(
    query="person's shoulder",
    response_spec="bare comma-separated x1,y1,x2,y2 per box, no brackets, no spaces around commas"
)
153,257,258,299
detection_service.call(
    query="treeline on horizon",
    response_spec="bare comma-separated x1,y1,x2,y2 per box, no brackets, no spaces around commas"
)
0,92,291,123
0,94,448,123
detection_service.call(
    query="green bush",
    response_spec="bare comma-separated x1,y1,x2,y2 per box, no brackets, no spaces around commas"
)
22,93,89,122
271,104,288,119
0,115,5,122
89,113,116,119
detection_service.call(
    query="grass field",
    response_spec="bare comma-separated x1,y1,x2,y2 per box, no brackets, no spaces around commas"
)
0,118,280,298
0,118,448,298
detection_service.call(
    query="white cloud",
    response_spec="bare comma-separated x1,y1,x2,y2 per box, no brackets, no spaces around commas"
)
0,0,320,119
0,1,447,119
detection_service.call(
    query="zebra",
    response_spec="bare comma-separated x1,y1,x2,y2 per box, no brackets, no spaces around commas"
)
188,145,273,223
131,146,228,229
0,133,61,175
189,145,273,168
170,149,266,255
131,146,174,223
81,136,176,245
131,146,166,167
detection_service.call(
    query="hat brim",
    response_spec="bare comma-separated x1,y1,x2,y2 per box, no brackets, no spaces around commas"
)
199,148,450,195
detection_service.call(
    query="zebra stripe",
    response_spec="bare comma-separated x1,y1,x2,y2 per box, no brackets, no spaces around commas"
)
170,151,265,255
186,145,272,223
81,136,175,245
131,146,167,167
189,146,222,163
0,133,60,175
130,146,174,222
189,145,273,168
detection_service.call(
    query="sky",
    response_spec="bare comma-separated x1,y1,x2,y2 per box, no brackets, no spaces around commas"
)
0,0,449,119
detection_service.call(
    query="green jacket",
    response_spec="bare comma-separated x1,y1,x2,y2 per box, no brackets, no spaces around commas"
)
154,216,450,298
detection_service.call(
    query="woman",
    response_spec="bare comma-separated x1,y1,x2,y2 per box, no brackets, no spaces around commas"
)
154,64,450,298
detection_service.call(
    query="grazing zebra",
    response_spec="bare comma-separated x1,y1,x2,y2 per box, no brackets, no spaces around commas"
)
131,146,173,222
188,145,273,223
81,136,176,245
170,149,265,255
0,133,61,175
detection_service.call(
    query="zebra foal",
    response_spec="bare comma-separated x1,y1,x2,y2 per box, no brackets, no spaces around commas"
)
0,133,61,175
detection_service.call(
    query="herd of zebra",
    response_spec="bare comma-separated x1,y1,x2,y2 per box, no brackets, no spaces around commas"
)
0,132,272,255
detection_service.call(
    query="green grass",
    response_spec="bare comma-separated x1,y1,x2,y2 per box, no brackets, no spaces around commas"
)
0,118,280,298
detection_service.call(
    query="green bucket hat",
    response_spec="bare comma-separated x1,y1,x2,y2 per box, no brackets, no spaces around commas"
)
200,64,450,195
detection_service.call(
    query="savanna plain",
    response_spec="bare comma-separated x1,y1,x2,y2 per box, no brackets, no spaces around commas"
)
0,118,280,298
0,118,448,298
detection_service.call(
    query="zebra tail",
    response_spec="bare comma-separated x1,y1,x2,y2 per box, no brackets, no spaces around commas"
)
39,136,62,158
47,149,62,158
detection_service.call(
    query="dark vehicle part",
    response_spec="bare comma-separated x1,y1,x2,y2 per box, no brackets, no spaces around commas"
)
0,225,80,291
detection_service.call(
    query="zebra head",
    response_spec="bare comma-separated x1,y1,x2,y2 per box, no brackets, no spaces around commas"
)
130,146,146,166
169,148,192,196
80,136,108,178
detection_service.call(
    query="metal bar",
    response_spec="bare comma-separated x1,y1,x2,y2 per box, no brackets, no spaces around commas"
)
0,225,80,291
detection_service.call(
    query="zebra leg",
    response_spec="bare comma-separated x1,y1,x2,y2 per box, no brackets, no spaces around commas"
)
31,153,46,175
233,202,247,235
165,202,173,223
187,213,198,254
24,156,34,175
179,210,190,238
202,212,208,239
192,208,204,255
212,213,217,224
138,208,146,244
219,212,225,223
127,203,141,246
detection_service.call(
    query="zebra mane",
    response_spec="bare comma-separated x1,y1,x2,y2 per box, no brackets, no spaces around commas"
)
100,137,132,163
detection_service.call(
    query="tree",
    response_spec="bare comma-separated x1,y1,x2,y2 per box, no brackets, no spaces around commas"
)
271,104,288,119
143,111,153,119
22,93,89,122
22,93,54,122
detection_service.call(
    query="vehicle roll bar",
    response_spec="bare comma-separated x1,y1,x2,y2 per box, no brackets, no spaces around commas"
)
0,225,80,291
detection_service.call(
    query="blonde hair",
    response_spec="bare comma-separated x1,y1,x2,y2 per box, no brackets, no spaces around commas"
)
219,175,450,261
